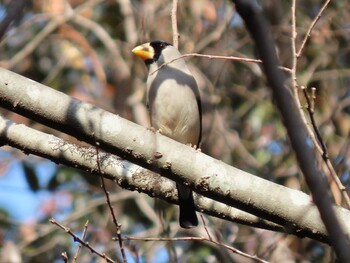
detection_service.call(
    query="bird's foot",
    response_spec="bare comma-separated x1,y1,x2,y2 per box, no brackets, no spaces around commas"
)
186,143,201,151
148,127,163,134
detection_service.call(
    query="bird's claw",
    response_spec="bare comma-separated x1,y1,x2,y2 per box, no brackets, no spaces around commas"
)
148,127,163,134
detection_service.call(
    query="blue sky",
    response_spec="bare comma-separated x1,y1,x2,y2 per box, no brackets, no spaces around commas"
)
0,158,57,222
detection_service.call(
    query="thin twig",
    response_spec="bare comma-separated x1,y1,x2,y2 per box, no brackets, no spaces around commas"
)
200,214,213,241
292,0,349,209
297,0,332,58
150,52,291,76
184,53,262,63
95,142,127,263
72,220,89,263
301,86,350,208
310,87,316,112
171,0,179,49
301,87,328,156
290,1,325,156
290,0,298,90
290,0,350,208
61,252,68,263
117,236,269,263
49,218,115,263
292,0,345,206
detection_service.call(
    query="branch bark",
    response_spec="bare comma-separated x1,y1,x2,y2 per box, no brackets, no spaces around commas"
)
231,0,350,260
0,114,283,233
0,68,349,244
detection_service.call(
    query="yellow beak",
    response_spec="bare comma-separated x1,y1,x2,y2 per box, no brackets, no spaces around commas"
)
132,43,154,61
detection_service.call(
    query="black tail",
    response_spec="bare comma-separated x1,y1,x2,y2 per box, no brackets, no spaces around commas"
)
177,183,198,228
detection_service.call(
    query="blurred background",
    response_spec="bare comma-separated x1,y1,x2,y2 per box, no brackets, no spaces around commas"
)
0,0,349,262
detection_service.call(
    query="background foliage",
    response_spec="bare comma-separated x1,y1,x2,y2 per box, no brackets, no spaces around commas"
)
0,0,349,262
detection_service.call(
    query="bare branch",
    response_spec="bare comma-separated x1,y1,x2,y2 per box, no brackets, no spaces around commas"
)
289,0,348,210
301,86,350,208
0,113,295,238
1,68,349,244
72,220,89,263
50,218,115,263
231,0,350,259
150,53,291,76
120,235,269,263
95,142,127,263
297,0,332,58
171,0,179,49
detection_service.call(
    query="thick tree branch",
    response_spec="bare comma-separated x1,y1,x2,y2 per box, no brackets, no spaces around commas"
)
0,114,284,234
231,0,350,259
0,68,349,244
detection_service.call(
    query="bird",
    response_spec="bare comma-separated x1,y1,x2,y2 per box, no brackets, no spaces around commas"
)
132,40,201,228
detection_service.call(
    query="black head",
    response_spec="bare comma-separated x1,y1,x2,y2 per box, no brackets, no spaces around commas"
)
147,40,172,64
